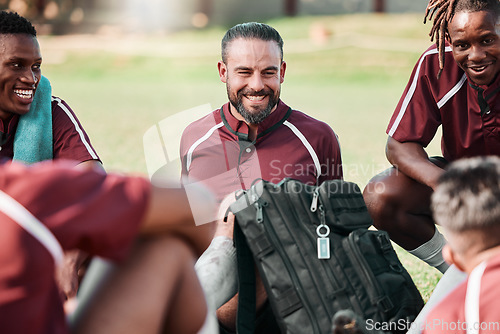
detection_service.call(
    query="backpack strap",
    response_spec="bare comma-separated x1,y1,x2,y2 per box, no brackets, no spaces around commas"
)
234,220,257,334
0,189,63,268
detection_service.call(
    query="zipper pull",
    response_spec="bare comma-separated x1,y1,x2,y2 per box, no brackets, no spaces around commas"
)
318,205,326,225
310,188,319,212
255,201,263,223
252,194,264,223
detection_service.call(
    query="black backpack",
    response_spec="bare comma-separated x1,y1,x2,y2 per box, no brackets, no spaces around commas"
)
230,178,424,334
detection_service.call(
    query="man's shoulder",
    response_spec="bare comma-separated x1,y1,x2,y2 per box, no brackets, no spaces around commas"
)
287,109,335,134
425,279,467,326
417,44,463,80
180,108,223,149
183,109,222,133
50,96,73,117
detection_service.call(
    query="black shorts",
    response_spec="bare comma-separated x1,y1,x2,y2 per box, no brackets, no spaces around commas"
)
429,156,448,168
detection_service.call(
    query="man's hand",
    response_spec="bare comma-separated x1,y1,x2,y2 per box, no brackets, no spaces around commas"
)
56,250,89,313
214,193,238,238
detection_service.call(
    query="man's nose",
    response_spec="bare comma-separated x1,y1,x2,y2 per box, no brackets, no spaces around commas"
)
468,45,487,62
248,74,265,91
21,69,37,86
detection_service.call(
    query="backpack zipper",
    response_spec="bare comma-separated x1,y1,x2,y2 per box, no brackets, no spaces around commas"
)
343,231,394,316
259,190,322,334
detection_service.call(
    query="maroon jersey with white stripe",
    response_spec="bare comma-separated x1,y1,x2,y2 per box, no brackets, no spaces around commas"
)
0,96,100,163
422,254,500,334
180,100,343,204
387,44,500,162
0,161,150,334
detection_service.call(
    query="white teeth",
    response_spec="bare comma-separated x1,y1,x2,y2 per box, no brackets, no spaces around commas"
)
469,65,488,72
246,95,265,101
14,89,33,99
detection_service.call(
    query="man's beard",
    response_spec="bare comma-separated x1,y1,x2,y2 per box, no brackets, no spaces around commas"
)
228,87,280,124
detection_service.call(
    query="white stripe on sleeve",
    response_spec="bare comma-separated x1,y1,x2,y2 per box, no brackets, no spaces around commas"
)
388,46,454,137
186,122,224,171
52,97,99,160
465,261,487,334
283,120,321,181
0,190,64,268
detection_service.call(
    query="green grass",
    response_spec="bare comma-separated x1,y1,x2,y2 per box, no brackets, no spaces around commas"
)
40,13,443,301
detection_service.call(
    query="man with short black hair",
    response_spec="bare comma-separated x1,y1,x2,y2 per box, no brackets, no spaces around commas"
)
0,10,103,304
0,10,100,166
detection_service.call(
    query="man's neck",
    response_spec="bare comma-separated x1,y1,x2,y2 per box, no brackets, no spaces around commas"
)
464,244,500,274
227,105,268,141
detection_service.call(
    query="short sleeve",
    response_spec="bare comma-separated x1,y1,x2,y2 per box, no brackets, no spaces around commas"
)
386,47,442,147
51,97,101,163
2,161,150,261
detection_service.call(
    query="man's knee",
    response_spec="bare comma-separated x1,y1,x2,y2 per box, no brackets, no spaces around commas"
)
135,236,196,270
363,173,400,230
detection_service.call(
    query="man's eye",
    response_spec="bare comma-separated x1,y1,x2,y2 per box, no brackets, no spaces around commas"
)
32,63,41,70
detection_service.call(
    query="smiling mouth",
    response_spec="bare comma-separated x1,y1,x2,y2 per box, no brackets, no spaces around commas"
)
468,63,491,73
14,89,34,100
245,95,267,102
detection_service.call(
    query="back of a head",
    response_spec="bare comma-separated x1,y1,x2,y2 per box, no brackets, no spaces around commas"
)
221,22,283,63
432,156,500,232
0,10,37,36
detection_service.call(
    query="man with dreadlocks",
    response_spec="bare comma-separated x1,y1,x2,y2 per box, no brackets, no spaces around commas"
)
363,0,500,279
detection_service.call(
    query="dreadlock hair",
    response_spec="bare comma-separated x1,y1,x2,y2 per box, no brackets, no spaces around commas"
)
221,22,284,64
0,11,37,36
423,0,500,78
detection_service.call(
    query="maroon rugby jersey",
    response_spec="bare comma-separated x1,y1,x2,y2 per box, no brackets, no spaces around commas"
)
0,97,100,163
180,100,343,203
387,44,500,162
423,254,500,334
0,161,150,334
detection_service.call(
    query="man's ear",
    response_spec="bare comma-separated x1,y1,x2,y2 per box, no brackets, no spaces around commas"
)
218,61,227,83
280,61,286,84
443,244,465,272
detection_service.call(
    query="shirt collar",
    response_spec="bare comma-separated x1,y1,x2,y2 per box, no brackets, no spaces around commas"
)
221,100,290,140
468,72,500,98
0,114,19,135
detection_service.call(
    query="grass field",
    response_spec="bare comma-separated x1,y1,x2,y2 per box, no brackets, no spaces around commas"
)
39,13,443,300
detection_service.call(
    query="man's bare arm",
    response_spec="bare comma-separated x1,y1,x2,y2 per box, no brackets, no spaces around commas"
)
386,136,444,190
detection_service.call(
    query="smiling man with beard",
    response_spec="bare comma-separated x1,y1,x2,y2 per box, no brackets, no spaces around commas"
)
180,22,343,333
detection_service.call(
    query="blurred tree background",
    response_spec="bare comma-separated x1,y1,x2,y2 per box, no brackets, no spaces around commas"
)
0,0,429,35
